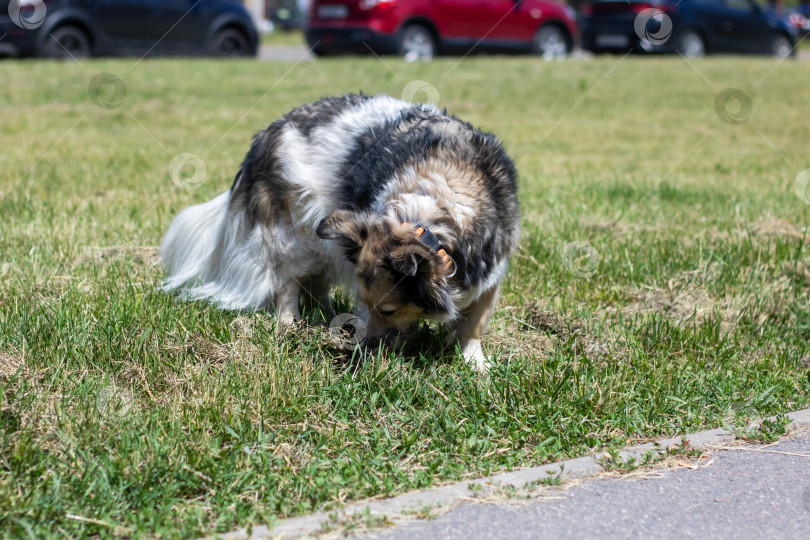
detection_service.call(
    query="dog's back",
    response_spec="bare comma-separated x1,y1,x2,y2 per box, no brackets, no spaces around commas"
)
161,94,519,357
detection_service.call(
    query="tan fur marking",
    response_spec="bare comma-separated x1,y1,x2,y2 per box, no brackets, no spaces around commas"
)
455,285,499,342
358,282,424,341
454,285,500,371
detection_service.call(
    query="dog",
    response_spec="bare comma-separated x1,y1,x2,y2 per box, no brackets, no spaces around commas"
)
161,94,519,371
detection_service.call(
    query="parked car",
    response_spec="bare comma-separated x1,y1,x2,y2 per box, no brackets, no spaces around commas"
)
305,0,578,60
0,0,259,59
579,0,796,58
787,4,810,37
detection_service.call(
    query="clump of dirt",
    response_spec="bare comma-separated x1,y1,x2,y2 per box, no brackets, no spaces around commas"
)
611,261,803,337
273,442,312,467
160,315,344,372
747,217,805,240
618,284,715,326
781,261,810,288
488,302,625,364
581,219,657,237
0,351,24,381
522,302,581,338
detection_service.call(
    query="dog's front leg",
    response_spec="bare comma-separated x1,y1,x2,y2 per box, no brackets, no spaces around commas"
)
301,277,336,320
455,285,500,373
275,280,301,324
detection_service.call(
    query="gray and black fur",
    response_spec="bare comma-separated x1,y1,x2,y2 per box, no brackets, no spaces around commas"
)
161,93,519,370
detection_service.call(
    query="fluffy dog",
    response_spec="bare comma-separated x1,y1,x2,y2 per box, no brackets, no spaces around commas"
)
161,94,519,371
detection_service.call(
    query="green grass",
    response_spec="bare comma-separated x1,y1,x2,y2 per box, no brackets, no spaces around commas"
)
260,29,305,47
1,54,809,538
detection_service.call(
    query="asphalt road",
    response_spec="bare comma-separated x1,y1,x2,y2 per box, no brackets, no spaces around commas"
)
259,45,810,62
353,432,810,540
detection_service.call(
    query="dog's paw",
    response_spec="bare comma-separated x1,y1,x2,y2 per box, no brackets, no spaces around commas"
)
461,339,489,373
274,314,303,339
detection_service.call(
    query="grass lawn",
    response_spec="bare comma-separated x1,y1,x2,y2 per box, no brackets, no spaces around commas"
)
260,29,305,47
1,54,809,538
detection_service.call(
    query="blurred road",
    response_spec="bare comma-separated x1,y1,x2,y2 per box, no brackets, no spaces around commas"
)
351,432,810,540
259,44,810,62
259,45,314,61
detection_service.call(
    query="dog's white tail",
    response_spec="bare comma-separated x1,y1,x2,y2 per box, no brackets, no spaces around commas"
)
161,190,276,310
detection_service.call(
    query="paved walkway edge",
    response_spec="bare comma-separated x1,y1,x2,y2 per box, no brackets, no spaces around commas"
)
216,408,810,539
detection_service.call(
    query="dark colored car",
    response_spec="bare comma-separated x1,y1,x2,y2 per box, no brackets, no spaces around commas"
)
580,0,796,58
0,0,258,59
305,0,579,60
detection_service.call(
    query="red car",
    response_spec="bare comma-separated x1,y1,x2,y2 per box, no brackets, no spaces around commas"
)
306,0,578,59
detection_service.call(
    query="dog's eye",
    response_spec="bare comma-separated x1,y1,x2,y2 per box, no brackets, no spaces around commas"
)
379,308,397,317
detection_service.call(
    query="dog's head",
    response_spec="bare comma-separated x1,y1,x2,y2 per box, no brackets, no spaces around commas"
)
317,210,456,344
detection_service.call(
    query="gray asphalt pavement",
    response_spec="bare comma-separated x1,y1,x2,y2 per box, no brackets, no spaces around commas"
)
259,45,313,61
355,432,810,540
259,45,810,62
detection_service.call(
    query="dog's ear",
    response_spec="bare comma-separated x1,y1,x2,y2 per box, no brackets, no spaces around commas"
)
316,210,369,262
390,243,456,320
388,243,433,277
316,210,356,241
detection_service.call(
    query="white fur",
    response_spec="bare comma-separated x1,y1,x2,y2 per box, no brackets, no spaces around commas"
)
160,95,504,365
161,97,429,311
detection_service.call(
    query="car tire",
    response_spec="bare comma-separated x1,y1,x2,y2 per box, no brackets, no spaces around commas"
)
532,25,568,58
399,24,435,62
208,28,251,57
676,30,705,58
39,25,91,59
770,34,793,59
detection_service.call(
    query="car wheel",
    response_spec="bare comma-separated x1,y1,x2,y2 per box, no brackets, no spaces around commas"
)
40,25,91,59
532,25,568,58
770,34,793,59
676,30,705,58
208,28,251,57
399,25,435,62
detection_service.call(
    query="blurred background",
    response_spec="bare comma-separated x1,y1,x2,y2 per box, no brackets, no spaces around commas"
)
1,0,807,61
